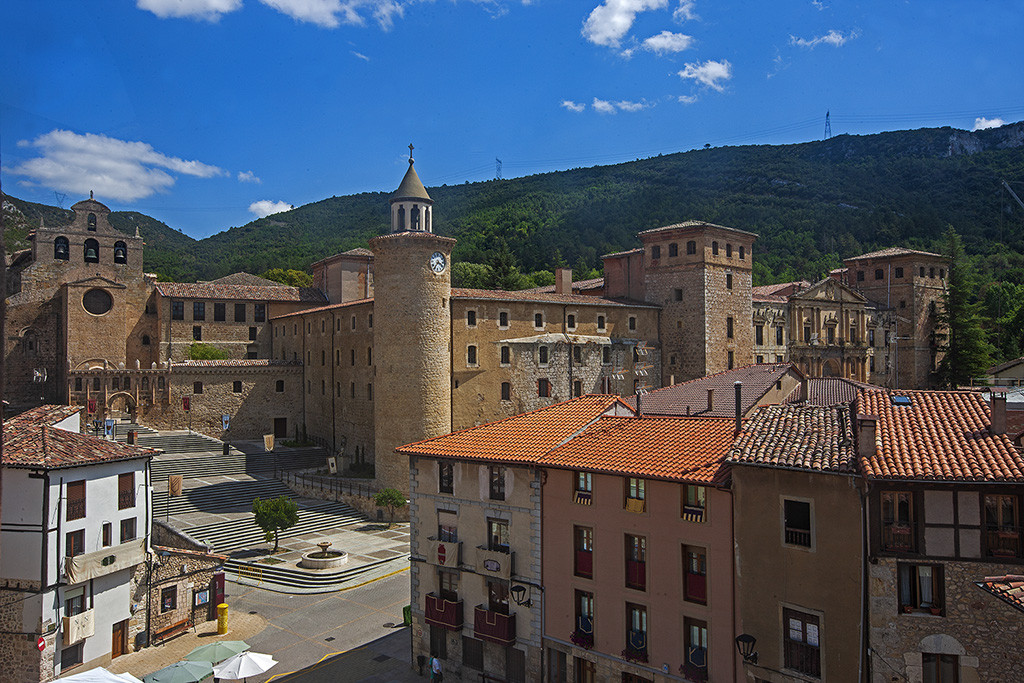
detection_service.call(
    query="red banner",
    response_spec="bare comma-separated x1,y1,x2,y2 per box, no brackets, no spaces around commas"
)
87,399,97,414
182,396,191,412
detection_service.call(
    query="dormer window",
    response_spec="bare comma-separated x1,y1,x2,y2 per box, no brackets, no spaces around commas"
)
113,241,128,264
54,236,70,260
87,213,97,231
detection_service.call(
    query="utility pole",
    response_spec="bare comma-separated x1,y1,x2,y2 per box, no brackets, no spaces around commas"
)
495,158,503,180
824,110,832,140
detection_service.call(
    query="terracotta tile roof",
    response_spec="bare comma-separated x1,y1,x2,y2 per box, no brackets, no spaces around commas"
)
523,277,605,294
730,404,857,474
637,220,758,238
751,281,811,300
974,575,1024,614
397,394,631,462
602,247,643,259
3,423,154,470
171,359,302,367
451,288,657,308
155,282,327,303
844,247,943,261
783,377,869,407
624,364,798,417
543,416,733,483
989,355,1024,375
342,247,374,257
270,297,374,320
857,389,1024,481
205,272,281,287
5,404,82,429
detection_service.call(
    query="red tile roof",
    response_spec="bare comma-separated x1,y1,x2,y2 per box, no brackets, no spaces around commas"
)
5,404,82,429
523,277,606,294
857,389,1024,481
844,247,943,261
205,272,281,287
751,281,811,301
451,288,656,308
625,364,798,417
3,423,155,470
543,416,733,483
784,377,870,407
171,359,302,367
730,404,856,474
637,220,758,238
974,575,1024,614
397,395,631,462
269,297,374,320
155,282,326,303
602,247,643,259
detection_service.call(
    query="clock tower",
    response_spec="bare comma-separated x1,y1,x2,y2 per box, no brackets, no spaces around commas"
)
370,148,455,494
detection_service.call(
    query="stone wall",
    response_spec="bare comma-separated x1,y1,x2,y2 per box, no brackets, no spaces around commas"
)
869,557,1024,682
0,581,52,683
148,549,224,640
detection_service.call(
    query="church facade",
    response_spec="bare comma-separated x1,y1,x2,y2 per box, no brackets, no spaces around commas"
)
3,156,947,493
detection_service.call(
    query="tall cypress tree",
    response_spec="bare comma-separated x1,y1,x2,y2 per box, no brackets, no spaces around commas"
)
935,226,994,387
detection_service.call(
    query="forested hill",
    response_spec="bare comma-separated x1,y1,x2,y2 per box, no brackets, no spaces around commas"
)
5,122,1024,288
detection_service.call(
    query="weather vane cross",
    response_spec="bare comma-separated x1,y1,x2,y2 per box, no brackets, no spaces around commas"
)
408,143,414,162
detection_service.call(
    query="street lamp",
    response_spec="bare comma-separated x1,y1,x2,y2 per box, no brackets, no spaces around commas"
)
735,634,758,664
509,584,532,608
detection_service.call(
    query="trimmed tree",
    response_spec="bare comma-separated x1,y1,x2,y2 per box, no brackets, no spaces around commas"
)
935,226,994,387
252,496,299,552
373,488,407,527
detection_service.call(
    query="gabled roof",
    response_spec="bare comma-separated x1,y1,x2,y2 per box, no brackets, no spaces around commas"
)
624,363,799,417
543,415,733,483
989,355,1024,375
730,404,856,474
206,272,282,287
844,247,943,262
3,423,155,470
523,277,605,295
155,282,327,303
270,297,374,320
637,220,758,238
5,404,82,430
974,575,1024,614
397,394,631,462
857,389,1024,481
789,277,867,304
784,377,872,407
751,281,811,303
451,288,657,308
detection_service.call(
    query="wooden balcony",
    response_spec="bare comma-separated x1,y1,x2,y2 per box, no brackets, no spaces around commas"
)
425,538,462,568
425,593,463,631
985,526,1021,558
881,522,916,552
474,605,516,645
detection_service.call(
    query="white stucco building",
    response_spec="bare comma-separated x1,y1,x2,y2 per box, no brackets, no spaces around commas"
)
0,406,153,681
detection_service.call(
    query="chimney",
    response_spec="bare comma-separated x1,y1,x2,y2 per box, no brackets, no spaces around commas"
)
991,392,1007,436
734,381,743,434
707,388,714,413
857,416,878,460
555,268,573,295
799,377,809,403
636,391,642,417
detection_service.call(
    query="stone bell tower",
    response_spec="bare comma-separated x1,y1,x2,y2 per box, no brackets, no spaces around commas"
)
370,147,455,493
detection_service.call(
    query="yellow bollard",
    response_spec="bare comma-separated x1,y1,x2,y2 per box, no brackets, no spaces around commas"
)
217,603,228,635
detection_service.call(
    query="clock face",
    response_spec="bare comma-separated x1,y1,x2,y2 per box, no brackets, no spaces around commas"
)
430,251,447,273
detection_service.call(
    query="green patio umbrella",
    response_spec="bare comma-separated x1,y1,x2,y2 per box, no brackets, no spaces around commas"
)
185,640,250,664
142,660,213,683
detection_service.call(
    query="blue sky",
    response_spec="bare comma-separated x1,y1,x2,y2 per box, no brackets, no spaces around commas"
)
2,0,1022,239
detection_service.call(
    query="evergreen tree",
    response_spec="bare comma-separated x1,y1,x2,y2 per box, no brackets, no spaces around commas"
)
935,226,994,387
488,241,523,291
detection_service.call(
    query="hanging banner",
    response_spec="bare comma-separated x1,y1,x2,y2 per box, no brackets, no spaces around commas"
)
182,396,191,412
222,414,230,431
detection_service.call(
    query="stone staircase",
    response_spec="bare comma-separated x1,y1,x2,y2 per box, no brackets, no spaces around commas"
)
225,555,407,593
153,477,298,516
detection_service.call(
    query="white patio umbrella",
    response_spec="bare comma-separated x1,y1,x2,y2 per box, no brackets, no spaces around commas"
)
59,668,143,683
211,651,277,681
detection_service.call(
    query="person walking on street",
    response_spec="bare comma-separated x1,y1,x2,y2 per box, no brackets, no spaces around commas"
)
430,653,443,681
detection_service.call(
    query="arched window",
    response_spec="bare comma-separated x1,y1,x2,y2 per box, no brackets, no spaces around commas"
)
686,240,697,255
87,213,97,231
397,205,405,230
84,239,99,263
668,243,678,257
141,377,150,391
712,241,719,255
411,204,421,230
158,376,165,389
54,237,70,260
141,335,151,346
501,382,511,401
113,241,127,264
726,243,733,257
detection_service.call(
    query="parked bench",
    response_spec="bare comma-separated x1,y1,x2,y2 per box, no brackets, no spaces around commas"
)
153,617,192,643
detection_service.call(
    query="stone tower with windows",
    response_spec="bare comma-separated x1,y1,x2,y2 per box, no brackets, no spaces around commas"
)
370,151,456,493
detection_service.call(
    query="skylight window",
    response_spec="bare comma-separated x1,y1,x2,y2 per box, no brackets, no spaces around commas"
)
891,395,912,407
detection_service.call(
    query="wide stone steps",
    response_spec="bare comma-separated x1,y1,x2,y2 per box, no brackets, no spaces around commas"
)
182,500,365,553
224,554,408,591
150,448,327,481
153,478,297,516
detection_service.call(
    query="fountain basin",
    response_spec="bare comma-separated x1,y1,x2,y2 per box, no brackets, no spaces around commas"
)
299,549,348,570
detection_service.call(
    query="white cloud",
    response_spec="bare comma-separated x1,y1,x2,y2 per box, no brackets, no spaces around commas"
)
238,170,262,183
678,59,732,91
137,0,242,21
678,94,698,104
616,99,650,112
561,100,587,112
642,30,693,54
254,0,402,29
973,117,1006,131
351,50,370,61
672,0,697,22
9,129,225,202
592,98,617,114
249,199,294,218
811,0,827,9
789,29,858,48
582,0,667,48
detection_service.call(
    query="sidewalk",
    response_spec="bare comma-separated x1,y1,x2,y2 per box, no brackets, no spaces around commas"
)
106,610,269,679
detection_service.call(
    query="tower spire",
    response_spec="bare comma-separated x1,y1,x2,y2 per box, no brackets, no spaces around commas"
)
409,143,414,164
